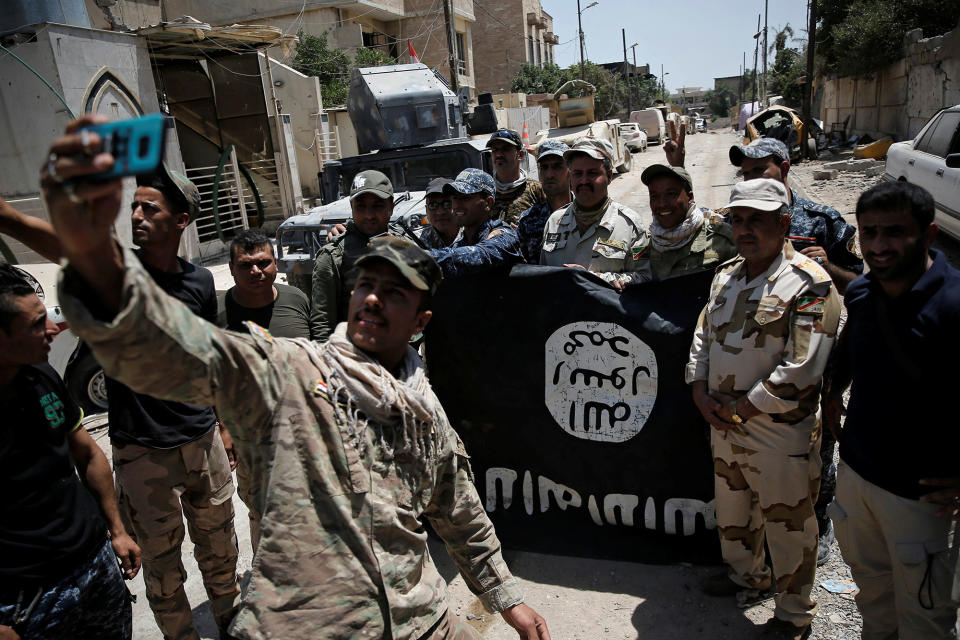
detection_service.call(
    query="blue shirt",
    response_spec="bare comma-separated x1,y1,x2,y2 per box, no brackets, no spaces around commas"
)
838,249,960,499
428,218,521,278
787,189,863,273
516,200,556,264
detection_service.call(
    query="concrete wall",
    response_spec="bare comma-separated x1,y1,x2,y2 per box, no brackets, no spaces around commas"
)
84,0,162,30
471,0,555,96
0,24,199,263
400,0,476,93
817,23,960,141
259,54,325,198
164,0,405,24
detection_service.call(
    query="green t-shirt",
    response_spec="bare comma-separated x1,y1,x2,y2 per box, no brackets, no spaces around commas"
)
218,282,312,339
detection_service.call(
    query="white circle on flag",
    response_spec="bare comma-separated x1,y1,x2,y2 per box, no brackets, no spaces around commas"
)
544,321,658,443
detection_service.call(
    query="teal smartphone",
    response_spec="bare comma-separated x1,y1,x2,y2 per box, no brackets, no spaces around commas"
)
80,113,166,180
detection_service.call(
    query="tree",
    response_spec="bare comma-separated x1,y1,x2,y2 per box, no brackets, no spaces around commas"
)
510,63,567,94
292,30,350,106
354,46,396,68
818,0,960,77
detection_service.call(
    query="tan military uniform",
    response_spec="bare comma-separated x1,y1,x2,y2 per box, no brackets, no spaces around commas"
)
686,242,841,627
649,212,736,280
540,200,651,287
60,247,524,640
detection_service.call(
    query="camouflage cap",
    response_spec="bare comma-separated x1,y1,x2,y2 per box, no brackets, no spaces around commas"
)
536,139,570,160
138,164,201,223
640,163,694,191
729,137,790,167
564,137,615,165
725,178,789,212
350,170,393,200
445,168,495,197
425,177,452,195
355,235,442,295
486,129,523,149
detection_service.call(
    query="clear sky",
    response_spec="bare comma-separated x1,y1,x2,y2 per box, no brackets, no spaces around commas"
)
540,0,811,92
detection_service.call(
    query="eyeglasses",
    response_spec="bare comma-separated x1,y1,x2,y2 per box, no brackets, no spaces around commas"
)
425,201,453,211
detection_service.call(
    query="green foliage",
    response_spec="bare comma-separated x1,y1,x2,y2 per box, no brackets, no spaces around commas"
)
768,46,805,107
704,87,736,116
509,62,661,119
818,0,960,77
292,31,396,107
510,63,567,94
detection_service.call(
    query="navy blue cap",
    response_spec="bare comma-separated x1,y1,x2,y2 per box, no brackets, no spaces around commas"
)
486,129,523,149
445,168,495,197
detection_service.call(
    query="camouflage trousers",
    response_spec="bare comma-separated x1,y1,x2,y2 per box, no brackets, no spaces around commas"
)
234,443,261,552
711,432,821,626
418,609,482,640
0,540,131,639
830,461,959,640
113,428,241,640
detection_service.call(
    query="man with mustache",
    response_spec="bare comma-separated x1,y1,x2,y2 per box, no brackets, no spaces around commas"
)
39,115,552,640
486,129,546,224
311,170,414,342
540,138,650,291
687,178,840,640
639,164,736,279
824,181,960,640
426,169,521,277
516,140,573,264
100,166,243,639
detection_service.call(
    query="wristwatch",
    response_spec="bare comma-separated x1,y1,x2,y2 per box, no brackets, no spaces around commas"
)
729,400,744,425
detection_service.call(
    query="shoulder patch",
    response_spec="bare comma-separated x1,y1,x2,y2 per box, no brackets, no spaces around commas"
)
596,237,626,250
631,244,650,260
796,295,826,315
794,259,832,285
487,228,505,239
847,234,863,259
243,320,273,343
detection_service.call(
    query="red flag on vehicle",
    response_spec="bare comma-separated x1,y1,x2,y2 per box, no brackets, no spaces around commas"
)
408,39,420,63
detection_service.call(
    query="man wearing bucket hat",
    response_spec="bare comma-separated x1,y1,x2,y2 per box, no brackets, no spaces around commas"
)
639,163,736,279
686,178,840,640
486,128,546,224
310,169,415,342
516,140,573,263
427,168,521,277
540,137,650,291
40,121,553,638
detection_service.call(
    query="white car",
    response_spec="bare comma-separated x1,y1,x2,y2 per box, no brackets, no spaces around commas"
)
883,104,960,240
618,123,648,153
14,263,108,415
695,118,706,133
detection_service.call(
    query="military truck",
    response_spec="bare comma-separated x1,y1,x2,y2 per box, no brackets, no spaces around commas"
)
275,63,498,292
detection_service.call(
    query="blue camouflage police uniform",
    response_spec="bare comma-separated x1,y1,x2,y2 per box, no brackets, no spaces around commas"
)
516,140,570,263
428,168,521,278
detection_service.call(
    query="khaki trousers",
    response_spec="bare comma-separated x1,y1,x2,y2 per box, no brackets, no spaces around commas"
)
113,428,241,640
711,432,821,626
830,461,959,640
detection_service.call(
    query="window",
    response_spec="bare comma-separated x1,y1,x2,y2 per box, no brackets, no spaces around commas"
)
529,36,534,63
536,40,541,66
455,32,467,75
917,111,960,158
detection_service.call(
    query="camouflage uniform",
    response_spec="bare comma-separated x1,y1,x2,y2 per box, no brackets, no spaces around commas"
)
495,179,546,225
541,200,652,287
310,220,411,342
113,427,240,639
649,209,737,280
428,218,521,278
59,246,525,640
686,242,841,627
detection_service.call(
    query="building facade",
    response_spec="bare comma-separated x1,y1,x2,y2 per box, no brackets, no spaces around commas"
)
470,0,558,95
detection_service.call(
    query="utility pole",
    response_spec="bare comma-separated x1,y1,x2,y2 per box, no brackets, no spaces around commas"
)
801,0,818,158
622,29,631,117
442,0,459,91
751,14,760,113
762,0,768,107
660,63,665,101
577,0,586,80
741,52,746,103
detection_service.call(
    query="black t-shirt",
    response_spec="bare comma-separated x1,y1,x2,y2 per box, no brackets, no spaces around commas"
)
0,364,106,586
107,252,218,448
217,283,311,339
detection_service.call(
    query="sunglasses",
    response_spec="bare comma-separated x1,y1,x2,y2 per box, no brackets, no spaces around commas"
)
425,201,453,211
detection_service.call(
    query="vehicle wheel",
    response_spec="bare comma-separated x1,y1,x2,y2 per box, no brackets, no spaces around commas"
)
807,138,818,159
67,351,109,415
617,150,632,173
